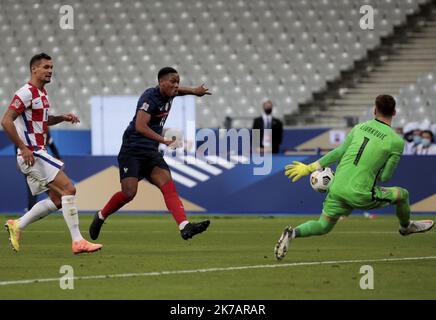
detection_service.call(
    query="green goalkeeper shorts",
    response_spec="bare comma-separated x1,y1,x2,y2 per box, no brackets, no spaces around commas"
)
322,186,403,219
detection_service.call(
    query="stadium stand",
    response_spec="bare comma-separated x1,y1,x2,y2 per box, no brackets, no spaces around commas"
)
291,0,436,127
0,0,434,129
360,67,436,129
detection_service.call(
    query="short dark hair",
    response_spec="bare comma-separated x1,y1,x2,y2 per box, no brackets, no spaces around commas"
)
375,94,396,117
158,67,178,81
421,130,434,142
29,53,52,70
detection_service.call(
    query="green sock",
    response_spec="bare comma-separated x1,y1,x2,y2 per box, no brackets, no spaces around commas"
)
295,214,336,238
396,188,411,228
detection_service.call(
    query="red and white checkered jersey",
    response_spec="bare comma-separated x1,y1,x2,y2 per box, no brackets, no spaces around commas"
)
8,82,50,151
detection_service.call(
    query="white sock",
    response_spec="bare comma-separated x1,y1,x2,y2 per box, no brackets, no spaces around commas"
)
61,195,83,242
18,198,58,229
179,220,189,230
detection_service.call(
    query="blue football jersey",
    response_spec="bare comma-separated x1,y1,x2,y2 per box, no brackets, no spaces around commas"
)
122,86,173,152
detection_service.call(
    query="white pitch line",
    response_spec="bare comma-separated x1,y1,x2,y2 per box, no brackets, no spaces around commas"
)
1,256,435,286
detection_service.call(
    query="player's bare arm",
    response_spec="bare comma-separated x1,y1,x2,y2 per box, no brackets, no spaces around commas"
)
178,84,211,96
48,113,80,126
1,108,34,165
135,110,173,146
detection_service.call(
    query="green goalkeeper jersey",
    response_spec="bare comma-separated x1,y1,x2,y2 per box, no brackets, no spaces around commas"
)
318,119,405,204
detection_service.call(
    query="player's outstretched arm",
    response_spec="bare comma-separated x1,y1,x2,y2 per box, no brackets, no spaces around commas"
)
317,126,356,168
285,127,357,182
48,113,80,126
178,84,211,97
285,161,321,182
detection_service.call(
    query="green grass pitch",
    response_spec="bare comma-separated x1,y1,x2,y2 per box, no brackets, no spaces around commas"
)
0,214,435,299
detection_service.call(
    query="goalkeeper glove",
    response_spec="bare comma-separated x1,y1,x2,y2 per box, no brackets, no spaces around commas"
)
285,161,321,182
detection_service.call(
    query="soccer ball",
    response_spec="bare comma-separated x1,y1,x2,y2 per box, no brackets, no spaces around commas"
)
310,167,334,193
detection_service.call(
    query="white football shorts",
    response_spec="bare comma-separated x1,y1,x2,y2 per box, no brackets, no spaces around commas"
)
17,149,64,195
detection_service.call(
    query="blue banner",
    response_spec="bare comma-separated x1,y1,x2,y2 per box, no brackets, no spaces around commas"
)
0,155,434,215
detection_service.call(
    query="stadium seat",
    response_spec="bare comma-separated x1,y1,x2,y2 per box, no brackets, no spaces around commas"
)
363,68,436,125
0,0,430,128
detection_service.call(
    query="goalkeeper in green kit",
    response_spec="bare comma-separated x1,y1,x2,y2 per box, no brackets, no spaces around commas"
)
274,95,434,260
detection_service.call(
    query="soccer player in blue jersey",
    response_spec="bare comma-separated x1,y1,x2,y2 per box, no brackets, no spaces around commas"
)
89,67,211,241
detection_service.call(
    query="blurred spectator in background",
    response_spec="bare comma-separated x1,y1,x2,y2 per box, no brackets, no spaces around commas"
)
252,100,283,154
431,124,436,137
402,122,421,155
416,130,436,155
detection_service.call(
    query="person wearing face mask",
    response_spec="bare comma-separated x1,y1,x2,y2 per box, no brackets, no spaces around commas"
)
402,122,421,155
416,130,436,155
252,100,283,154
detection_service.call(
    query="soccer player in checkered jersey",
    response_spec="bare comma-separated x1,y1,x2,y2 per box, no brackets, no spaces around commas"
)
1,53,102,254
88,67,211,241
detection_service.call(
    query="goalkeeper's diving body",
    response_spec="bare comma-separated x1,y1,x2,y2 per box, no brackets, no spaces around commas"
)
274,95,434,260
